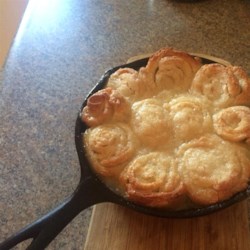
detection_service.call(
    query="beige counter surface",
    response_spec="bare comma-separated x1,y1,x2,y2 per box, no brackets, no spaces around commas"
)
0,0,29,67
0,0,249,249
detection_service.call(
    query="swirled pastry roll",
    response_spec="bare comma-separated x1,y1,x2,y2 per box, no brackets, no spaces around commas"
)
213,106,250,143
190,64,249,108
138,48,201,94
131,98,171,148
106,68,148,102
122,152,185,207
168,95,212,142
230,66,250,106
177,134,250,205
84,123,137,176
81,88,131,127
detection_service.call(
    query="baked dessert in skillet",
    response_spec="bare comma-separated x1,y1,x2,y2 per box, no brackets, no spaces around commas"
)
81,47,250,209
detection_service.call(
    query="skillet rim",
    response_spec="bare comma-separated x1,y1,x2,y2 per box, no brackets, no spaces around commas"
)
75,56,250,218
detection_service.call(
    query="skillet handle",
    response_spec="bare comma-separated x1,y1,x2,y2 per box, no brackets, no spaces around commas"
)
0,176,103,250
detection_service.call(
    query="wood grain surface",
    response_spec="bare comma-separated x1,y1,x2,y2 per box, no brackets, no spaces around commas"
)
84,201,250,250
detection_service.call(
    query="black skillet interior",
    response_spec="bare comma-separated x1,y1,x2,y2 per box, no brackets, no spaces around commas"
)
75,56,250,218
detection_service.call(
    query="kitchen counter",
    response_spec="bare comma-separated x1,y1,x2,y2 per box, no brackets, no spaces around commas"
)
0,0,29,67
0,0,249,249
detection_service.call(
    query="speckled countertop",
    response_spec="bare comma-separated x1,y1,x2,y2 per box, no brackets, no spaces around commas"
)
0,0,250,249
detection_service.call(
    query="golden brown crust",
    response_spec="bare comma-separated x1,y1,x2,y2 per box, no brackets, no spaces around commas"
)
213,106,250,142
168,94,212,142
138,47,201,94
230,66,250,106
190,64,250,109
106,68,149,102
84,123,137,176
121,152,185,207
81,87,131,127
131,98,171,148
177,134,250,205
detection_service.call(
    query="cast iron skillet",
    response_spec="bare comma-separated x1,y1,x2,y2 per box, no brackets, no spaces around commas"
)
1,56,250,250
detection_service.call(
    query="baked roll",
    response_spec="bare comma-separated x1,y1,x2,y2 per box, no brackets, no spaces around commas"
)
131,98,171,148
230,66,250,106
84,123,137,176
121,152,185,207
138,48,201,94
190,63,250,108
213,106,250,143
177,134,250,205
106,68,147,102
168,95,212,142
81,87,130,127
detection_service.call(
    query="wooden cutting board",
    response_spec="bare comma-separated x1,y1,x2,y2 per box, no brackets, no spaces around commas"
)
83,54,250,250
83,201,249,250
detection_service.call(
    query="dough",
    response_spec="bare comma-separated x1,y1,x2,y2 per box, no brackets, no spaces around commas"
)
81,87,130,127
177,134,250,205
213,106,250,143
190,63,240,108
107,68,147,102
168,95,212,142
84,123,137,176
122,152,184,207
131,98,171,148
138,47,201,94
